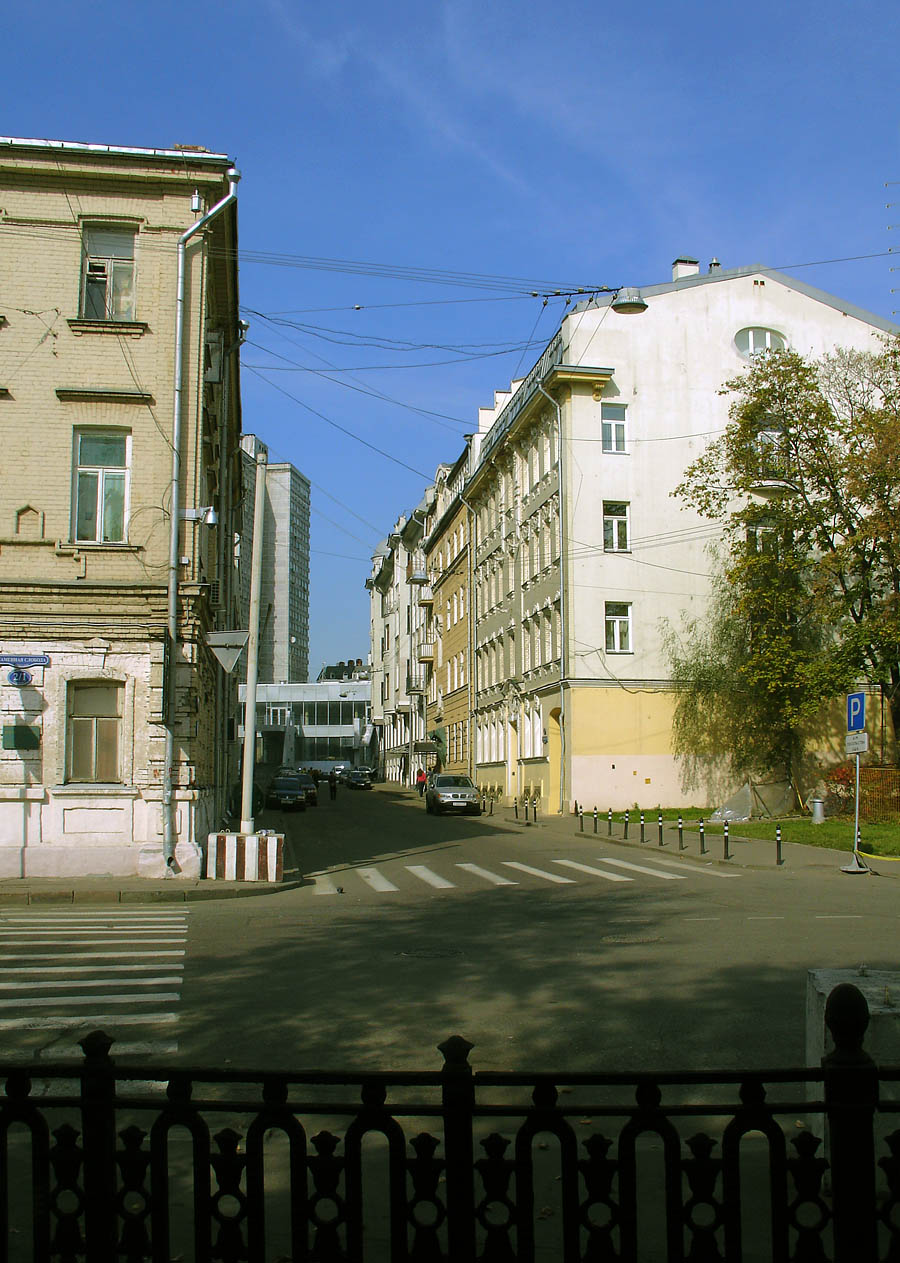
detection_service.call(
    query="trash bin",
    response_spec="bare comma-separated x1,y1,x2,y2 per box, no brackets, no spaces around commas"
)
811,798,825,824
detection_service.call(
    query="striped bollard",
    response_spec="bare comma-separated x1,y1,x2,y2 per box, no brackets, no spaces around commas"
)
593,807,598,834
579,807,584,833
658,812,664,847
624,810,630,840
699,819,706,856
678,815,684,850
724,820,731,861
607,808,613,837
532,797,538,823
776,825,783,866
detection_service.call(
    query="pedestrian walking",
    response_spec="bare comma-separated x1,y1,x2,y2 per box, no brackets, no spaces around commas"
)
416,767,427,797
328,768,338,800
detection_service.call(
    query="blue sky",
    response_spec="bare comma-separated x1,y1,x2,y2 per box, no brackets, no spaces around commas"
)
5,0,898,675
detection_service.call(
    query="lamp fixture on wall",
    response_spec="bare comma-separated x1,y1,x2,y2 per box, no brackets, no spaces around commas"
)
182,506,218,526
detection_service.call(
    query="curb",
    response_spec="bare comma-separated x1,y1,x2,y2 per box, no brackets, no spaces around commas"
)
0,879,307,906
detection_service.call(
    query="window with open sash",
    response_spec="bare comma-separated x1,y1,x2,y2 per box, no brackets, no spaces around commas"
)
81,227,136,321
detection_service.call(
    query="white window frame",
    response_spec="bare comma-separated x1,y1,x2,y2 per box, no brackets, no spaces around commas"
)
603,501,630,552
605,602,633,654
72,429,131,544
735,327,787,360
601,403,627,454
80,226,137,321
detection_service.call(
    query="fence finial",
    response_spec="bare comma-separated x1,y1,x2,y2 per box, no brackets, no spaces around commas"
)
824,983,871,1062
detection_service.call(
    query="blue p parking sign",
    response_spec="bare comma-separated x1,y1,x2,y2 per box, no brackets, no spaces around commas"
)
847,692,865,732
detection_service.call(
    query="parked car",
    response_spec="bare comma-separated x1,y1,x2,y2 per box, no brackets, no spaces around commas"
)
265,775,307,811
425,774,481,816
295,772,318,806
345,769,373,790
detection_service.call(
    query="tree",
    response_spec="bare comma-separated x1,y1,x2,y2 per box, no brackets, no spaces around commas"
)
670,337,900,777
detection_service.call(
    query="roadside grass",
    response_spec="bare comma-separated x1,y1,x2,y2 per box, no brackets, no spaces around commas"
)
596,806,900,858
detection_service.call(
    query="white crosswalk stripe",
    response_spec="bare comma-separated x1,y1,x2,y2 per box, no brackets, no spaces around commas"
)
592,857,687,880
456,863,518,886
405,865,455,889
357,867,400,892
553,860,632,882
501,861,576,884
0,909,190,1055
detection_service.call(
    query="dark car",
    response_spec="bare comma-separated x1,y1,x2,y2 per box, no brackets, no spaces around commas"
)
265,775,307,811
425,774,481,815
345,769,373,790
295,772,318,806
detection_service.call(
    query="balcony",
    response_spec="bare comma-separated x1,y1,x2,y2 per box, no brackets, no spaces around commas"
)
407,553,428,585
416,639,436,662
417,585,435,606
406,673,427,694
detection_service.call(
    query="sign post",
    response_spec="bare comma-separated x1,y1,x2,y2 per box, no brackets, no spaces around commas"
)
842,692,869,874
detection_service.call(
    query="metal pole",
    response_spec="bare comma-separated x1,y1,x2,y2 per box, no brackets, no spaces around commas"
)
678,815,684,850
699,819,706,855
579,807,584,832
640,812,645,844
593,807,598,834
240,449,267,833
658,811,664,846
724,820,731,861
608,808,612,837
776,825,783,866
624,810,629,840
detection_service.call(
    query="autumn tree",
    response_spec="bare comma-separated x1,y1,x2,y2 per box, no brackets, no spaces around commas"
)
669,337,900,780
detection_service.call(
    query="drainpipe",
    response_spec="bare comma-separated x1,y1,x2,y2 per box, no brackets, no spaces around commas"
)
537,383,567,815
214,320,248,825
163,169,240,868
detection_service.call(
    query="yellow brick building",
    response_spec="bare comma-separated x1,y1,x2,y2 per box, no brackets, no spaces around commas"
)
0,137,243,877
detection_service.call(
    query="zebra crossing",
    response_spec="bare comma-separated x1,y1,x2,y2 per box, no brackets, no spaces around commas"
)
308,853,742,896
0,907,190,1057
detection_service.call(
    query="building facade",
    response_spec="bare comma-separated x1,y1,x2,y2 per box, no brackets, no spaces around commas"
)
239,676,372,772
370,259,898,811
239,434,310,684
0,137,244,876
422,452,474,778
367,496,437,784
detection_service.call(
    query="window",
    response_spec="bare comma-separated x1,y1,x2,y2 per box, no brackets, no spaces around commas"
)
601,404,627,453
756,428,790,480
605,602,632,653
603,502,630,551
67,681,123,782
74,430,129,543
81,227,136,321
734,327,786,359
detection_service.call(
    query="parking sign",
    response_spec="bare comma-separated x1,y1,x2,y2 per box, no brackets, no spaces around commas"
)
847,692,865,732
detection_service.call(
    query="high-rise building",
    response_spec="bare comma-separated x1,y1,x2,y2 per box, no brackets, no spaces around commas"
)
239,435,310,683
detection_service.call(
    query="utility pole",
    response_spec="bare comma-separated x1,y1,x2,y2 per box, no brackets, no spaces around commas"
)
240,448,267,832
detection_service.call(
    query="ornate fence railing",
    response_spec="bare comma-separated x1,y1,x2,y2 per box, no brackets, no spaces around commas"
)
0,983,896,1261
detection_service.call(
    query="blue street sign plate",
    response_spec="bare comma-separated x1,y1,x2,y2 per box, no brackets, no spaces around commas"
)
0,654,50,669
847,692,865,733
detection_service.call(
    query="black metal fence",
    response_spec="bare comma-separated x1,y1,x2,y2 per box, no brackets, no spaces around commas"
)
0,983,896,1261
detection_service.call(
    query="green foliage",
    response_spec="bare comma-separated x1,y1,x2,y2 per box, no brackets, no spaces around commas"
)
669,336,900,778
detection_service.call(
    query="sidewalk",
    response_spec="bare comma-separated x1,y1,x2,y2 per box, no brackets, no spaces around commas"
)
472,797,889,876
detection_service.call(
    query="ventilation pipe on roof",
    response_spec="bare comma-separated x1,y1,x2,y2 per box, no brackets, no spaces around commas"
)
672,256,700,281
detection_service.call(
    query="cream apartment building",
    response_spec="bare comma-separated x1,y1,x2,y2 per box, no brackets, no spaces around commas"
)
464,259,897,811
0,137,243,876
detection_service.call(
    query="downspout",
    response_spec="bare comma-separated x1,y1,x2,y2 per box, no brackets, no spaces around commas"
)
537,383,567,815
163,168,240,866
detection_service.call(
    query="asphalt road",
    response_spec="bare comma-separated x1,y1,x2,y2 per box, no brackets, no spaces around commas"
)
3,784,896,1075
